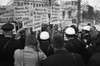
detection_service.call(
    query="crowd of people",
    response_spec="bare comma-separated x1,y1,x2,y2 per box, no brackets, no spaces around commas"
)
0,23,100,66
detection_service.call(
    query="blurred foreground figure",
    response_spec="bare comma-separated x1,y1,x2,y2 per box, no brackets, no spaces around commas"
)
0,23,20,66
43,34,85,66
64,27,87,64
87,25,100,66
15,28,26,49
87,44,100,66
90,25,100,46
14,34,46,66
64,27,85,54
39,31,54,57
81,26,91,46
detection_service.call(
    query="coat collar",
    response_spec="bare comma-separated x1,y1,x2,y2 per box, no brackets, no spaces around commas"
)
54,49,69,55
24,46,36,52
83,33,89,37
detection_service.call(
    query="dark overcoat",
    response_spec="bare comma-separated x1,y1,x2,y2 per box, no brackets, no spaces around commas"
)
0,37,20,66
43,50,85,66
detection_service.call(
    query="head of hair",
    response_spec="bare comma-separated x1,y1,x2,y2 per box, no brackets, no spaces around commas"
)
52,34,64,49
87,23,91,26
71,25,78,33
3,30,13,36
19,29,26,35
90,26,96,31
65,34,76,38
25,34,38,47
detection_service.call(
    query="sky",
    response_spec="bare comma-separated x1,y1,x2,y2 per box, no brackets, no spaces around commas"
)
62,0,100,7
0,0,100,7
83,0,100,7
0,0,10,6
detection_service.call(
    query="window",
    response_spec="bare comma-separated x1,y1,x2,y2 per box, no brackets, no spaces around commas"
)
27,3,29,5
68,11,71,18
39,4,41,7
71,1,74,5
31,3,33,5
36,4,38,7
33,3,35,7
75,2,78,5
17,2,20,6
21,2,23,6
24,2,27,5
25,2,28,5
42,4,44,7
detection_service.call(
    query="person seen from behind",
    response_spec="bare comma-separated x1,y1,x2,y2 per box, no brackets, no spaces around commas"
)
14,34,47,66
90,25,100,47
15,28,26,49
81,25,91,46
39,31,54,57
0,23,20,66
43,34,85,66
87,25,100,66
64,27,85,54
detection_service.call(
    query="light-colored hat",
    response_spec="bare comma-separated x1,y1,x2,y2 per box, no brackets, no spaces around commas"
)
40,31,49,40
65,27,75,35
82,26,91,31
94,25,100,31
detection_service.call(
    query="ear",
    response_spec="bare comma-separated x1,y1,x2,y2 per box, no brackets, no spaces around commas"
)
37,40,40,46
64,43,66,47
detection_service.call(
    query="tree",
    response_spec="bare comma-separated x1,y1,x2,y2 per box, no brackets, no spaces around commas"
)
93,10,100,20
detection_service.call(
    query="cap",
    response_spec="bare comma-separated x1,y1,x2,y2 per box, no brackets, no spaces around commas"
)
94,25,100,31
1,23,14,31
65,27,75,35
40,31,49,40
82,26,91,31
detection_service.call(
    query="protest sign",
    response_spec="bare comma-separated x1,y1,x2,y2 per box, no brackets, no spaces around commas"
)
42,14,49,24
32,21,42,31
22,18,34,28
0,6,14,22
14,6,30,21
50,6,60,24
32,7,47,31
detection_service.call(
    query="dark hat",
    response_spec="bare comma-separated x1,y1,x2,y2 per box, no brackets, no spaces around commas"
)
71,25,78,33
1,23,14,31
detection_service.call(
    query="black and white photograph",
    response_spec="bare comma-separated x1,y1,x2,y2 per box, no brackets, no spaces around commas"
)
0,0,100,66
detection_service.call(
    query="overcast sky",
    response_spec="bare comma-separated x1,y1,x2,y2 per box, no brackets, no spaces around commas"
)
0,0,100,7
0,0,10,6
85,0,100,7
